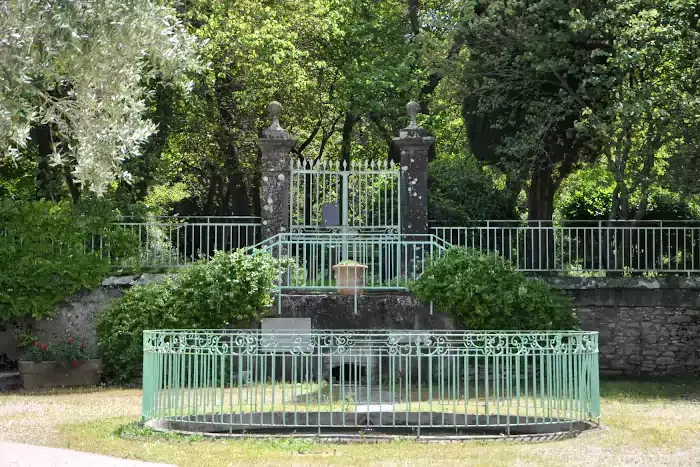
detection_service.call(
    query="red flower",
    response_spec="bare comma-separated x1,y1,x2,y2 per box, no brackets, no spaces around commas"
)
40,344,47,351
33,341,40,347
80,343,88,349
71,361,78,368
68,337,75,344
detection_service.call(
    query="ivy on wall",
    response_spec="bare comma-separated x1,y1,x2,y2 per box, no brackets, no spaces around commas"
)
0,200,137,323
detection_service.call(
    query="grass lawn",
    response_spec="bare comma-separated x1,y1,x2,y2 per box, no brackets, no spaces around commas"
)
1,379,699,466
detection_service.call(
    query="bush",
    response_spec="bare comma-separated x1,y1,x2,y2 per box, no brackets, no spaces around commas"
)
168,250,287,327
557,166,698,221
409,248,578,330
97,281,176,382
97,250,288,383
0,200,137,323
428,155,514,224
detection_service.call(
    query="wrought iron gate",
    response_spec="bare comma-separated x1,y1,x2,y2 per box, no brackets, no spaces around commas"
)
289,159,400,234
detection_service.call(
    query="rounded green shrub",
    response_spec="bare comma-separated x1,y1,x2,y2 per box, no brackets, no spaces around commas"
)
97,250,289,383
409,248,578,330
97,281,176,383
428,155,515,224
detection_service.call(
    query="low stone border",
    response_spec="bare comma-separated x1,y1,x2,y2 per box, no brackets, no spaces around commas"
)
144,418,599,444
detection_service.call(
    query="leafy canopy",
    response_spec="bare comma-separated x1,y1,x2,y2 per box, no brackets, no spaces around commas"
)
0,0,199,195
571,0,700,219
460,0,604,219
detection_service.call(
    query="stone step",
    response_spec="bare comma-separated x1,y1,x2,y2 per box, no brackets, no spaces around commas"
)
0,371,20,390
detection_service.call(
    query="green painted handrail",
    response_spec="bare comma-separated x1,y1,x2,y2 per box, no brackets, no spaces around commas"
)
249,233,451,294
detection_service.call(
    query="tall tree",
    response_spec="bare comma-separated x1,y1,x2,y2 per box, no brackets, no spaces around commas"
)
459,0,604,220
158,0,428,216
0,0,199,195
571,0,700,220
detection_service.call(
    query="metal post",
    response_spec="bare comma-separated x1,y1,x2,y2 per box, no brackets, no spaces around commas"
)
598,221,603,275
342,169,349,261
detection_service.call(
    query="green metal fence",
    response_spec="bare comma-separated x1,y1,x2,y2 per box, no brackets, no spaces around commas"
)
142,330,599,436
255,233,451,292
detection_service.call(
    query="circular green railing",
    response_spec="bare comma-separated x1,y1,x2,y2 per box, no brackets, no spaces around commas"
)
142,330,599,437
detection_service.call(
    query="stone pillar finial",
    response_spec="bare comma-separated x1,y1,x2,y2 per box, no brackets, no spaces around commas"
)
406,101,420,129
262,101,290,139
399,100,432,139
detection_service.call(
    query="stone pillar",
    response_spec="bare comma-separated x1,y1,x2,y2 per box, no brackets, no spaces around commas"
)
392,101,435,237
257,102,296,240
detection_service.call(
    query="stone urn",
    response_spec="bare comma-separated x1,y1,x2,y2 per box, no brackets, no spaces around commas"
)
332,262,368,295
19,359,102,390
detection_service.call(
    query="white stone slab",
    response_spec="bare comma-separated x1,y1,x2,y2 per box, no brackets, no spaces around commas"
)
260,318,311,351
261,317,311,331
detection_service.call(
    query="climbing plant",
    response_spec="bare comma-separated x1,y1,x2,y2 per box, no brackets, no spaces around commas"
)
0,200,137,323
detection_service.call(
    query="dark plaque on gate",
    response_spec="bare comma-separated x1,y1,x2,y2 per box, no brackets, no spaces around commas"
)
322,203,340,227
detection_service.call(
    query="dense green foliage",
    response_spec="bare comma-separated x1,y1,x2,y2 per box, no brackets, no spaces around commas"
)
571,0,700,220
410,248,578,330
558,166,699,221
429,155,515,223
97,251,289,382
0,200,137,323
2,0,700,235
461,0,603,221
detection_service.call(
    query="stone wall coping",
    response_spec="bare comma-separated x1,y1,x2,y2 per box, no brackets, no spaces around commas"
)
101,275,700,290
101,274,173,287
543,276,700,290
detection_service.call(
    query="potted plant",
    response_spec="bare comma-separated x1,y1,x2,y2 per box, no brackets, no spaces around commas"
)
332,260,368,295
19,337,102,389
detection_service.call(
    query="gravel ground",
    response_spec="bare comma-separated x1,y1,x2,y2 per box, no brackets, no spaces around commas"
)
0,441,174,467
1,386,699,466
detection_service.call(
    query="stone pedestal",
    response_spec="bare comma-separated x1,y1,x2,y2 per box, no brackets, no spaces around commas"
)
257,102,296,240
392,101,434,238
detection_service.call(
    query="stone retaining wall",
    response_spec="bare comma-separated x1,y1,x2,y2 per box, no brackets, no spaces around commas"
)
2,276,698,376
548,277,700,376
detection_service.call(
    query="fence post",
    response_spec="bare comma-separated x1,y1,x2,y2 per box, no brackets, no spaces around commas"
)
598,221,603,274
257,102,296,241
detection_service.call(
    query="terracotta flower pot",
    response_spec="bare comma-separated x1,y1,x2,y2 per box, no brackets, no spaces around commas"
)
332,263,368,295
19,359,102,389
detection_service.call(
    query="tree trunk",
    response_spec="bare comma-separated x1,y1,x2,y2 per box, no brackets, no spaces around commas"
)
203,174,219,216
340,112,355,168
339,112,356,227
63,165,81,203
221,145,251,216
33,124,63,202
526,166,556,270
503,178,522,219
526,167,556,221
